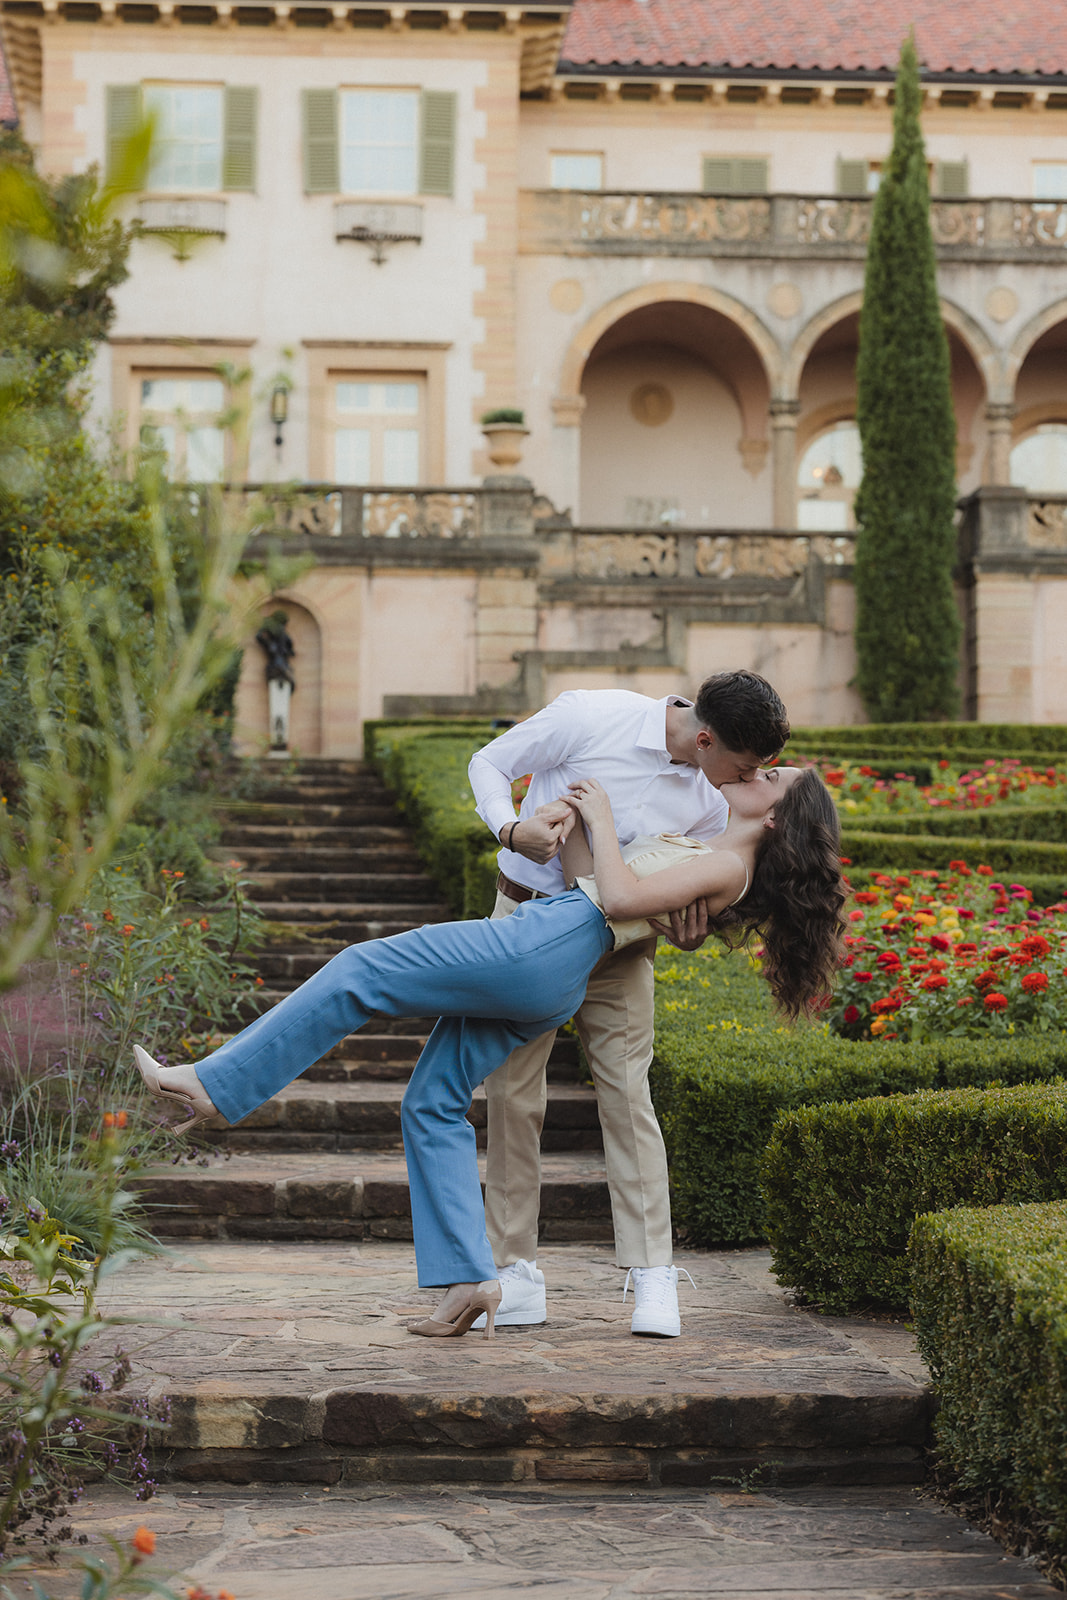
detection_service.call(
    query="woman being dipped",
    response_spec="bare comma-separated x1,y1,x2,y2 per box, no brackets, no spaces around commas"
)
132,766,845,1339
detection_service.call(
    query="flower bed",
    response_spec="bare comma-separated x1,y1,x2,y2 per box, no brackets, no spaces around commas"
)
828,863,1067,1042
818,756,1066,818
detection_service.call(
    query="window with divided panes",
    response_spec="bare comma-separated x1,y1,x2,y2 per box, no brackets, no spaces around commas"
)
106,83,257,192
332,376,425,485
138,373,227,481
302,89,456,196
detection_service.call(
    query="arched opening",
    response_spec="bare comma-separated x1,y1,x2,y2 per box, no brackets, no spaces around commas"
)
577,301,772,528
233,596,324,757
1012,319,1067,491
794,311,988,526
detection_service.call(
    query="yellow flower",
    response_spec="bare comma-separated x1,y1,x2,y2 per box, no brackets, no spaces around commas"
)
870,1018,888,1036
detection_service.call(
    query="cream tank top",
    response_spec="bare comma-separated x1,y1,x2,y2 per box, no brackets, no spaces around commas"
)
574,833,750,952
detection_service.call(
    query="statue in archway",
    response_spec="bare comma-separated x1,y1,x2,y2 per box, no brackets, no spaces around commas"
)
255,609,296,753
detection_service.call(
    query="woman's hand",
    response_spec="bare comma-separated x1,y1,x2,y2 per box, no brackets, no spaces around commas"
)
566,777,615,832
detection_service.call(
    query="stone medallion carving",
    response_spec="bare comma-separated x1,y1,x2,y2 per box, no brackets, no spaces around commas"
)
630,382,674,426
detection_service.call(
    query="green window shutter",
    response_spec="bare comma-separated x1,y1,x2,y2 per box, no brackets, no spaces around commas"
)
302,88,339,194
420,89,456,197
735,157,768,192
106,84,142,186
837,157,869,196
702,157,768,193
223,86,258,192
703,157,736,192
936,159,969,198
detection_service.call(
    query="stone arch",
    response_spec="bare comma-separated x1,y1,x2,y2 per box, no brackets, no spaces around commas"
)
233,592,324,757
556,281,782,406
785,291,999,399
1008,299,1067,393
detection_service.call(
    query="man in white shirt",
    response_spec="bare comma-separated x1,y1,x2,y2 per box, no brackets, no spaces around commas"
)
468,670,790,1337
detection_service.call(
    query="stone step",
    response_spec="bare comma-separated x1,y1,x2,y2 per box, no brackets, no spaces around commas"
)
220,847,423,874
253,917,452,950
241,783,391,805
221,821,410,848
198,1081,602,1153
101,1241,933,1491
133,1149,613,1243
244,873,441,904
221,802,403,827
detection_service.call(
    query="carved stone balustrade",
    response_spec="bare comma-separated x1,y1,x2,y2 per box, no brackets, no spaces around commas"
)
958,486,1067,568
519,190,1067,261
540,528,855,584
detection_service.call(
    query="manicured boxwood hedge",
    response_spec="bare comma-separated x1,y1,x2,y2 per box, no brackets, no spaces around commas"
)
650,948,1067,1247
760,1084,1067,1312
786,721,1067,755
910,1199,1067,1554
369,723,500,917
838,827,1067,875
853,806,1067,843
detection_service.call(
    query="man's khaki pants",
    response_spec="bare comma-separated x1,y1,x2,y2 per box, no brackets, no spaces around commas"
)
483,887,673,1269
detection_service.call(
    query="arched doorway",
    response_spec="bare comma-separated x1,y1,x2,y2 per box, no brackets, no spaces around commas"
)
577,300,772,528
233,597,324,757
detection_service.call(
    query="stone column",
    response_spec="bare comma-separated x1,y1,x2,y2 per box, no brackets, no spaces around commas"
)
984,402,1016,485
769,399,801,529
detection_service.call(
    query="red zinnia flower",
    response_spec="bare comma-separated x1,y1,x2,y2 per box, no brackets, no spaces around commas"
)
854,892,880,905
854,972,874,984
843,1005,860,1024
974,969,1000,989
1020,935,1052,959
871,996,901,1014
983,992,1009,1012
921,974,949,991
1021,971,1049,994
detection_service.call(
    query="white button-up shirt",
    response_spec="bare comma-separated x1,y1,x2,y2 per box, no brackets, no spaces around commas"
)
469,690,730,896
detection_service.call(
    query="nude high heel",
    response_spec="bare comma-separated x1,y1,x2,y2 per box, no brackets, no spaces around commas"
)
407,1281,502,1341
132,1045,219,1134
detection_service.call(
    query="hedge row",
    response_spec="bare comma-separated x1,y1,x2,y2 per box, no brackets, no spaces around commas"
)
370,723,499,918
761,1083,1067,1312
910,1200,1067,1553
838,827,1067,876
786,721,1067,755
852,806,1067,843
649,947,1067,1246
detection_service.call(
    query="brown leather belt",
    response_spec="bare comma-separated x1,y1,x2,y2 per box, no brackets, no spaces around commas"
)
496,871,549,904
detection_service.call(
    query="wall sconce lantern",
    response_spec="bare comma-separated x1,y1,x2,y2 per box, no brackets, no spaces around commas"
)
270,385,289,455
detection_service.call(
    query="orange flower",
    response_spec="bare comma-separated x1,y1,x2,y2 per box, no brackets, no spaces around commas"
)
116,1110,128,1128
122,924,135,937
131,1526,156,1556
103,1112,115,1127
199,918,209,932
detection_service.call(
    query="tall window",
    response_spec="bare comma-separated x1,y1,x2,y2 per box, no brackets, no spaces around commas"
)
1033,164,1067,200
332,377,424,484
550,152,604,190
144,86,223,192
139,374,227,481
797,422,863,531
1010,424,1067,493
341,91,419,195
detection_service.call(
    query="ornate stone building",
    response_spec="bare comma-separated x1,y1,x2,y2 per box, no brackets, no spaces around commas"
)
2,0,1066,748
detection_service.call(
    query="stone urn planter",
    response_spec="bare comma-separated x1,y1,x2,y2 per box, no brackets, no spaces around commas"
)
481,412,529,471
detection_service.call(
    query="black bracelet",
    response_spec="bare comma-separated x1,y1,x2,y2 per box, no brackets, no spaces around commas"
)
506,820,519,851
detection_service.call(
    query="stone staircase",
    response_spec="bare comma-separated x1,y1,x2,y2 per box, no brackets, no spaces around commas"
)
139,759,613,1243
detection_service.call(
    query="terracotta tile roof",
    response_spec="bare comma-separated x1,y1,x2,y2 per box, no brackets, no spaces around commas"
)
0,39,17,126
561,0,1067,78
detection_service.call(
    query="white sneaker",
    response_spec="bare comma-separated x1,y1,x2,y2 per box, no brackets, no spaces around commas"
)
471,1259,547,1329
623,1264,693,1337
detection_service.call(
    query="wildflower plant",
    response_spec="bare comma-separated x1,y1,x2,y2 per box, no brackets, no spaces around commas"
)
829,862,1067,1042
0,1125,171,1559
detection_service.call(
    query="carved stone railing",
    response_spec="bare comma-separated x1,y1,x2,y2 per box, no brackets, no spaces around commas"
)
958,487,1067,567
540,529,855,582
240,485,487,540
520,190,1067,260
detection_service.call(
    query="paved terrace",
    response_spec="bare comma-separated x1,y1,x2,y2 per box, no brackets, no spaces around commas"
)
6,1241,1056,1599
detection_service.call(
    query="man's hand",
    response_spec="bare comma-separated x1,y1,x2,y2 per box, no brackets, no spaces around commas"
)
648,898,712,951
502,801,574,864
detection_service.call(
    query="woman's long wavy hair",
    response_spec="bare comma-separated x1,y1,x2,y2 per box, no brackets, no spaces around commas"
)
709,766,847,1021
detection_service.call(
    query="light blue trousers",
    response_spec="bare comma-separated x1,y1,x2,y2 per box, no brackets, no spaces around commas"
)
195,889,613,1287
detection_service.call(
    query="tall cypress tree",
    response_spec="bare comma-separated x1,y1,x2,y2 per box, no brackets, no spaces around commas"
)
853,34,960,721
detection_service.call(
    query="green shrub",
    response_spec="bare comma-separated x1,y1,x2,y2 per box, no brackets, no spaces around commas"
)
910,1199,1067,1552
839,829,1067,874
786,722,1067,755
762,1083,1067,1311
853,806,1067,842
372,723,500,917
650,948,1067,1247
